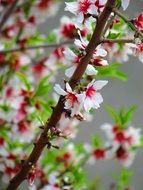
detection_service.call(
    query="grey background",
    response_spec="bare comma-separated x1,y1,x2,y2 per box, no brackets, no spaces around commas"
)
39,1,143,190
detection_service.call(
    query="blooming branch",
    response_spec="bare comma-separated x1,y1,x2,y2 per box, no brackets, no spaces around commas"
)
6,0,116,189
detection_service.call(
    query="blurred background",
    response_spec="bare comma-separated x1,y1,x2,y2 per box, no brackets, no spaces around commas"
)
39,1,143,189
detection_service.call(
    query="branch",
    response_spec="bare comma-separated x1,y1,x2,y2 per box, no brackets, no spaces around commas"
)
6,0,116,189
113,8,143,40
102,38,135,43
0,0,19,33
102,13,116,36
0,40,73,54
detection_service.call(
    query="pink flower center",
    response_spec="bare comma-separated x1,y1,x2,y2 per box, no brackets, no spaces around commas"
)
79,0,91,14
115,131,126,143
93,148,105,159
67,92,78,106
53,46,64,59
86,85,96,98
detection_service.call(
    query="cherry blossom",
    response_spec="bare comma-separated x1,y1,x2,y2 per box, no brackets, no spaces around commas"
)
83,80,108,111
101,123,142,167
65,0,98,27
54,83,84,117
64,47,98,77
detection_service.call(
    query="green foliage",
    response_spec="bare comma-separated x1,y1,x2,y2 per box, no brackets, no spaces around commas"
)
96,63,128,81
106,105,137,128
107,31,121,39
16,72,31,91
115,168,133,190
92,135,103,148
34,76,52,97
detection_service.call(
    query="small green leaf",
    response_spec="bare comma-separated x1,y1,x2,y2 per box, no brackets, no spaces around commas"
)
35,76,52,97
122,105,137,125
92,135,103,148
96,63,128,81
16,72,31,91
106,105,121,124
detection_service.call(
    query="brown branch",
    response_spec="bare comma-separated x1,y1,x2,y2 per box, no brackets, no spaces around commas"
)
0,40,73,54
102,38,135,43
6,0,116,189
0,0,19,33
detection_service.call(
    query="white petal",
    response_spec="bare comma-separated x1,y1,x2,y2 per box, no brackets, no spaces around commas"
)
63,48,76,61
66,82,72,92
100,59,108,66
65,2,78,14
86,64,98,75
74,39,84,49
77,12,84,24
88,4,98,15
138,53,143,63
121,0,130,10
54,84,67,96
84,98,93,111
65,65,77,78
93,80,108,90
96,46,107,57
93,92,103,105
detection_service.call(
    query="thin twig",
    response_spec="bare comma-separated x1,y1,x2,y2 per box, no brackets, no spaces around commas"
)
6,0,116,189
102,13,116,36
113,8,143,40
0,0,19,33
102,38,135,43
0,40,73,54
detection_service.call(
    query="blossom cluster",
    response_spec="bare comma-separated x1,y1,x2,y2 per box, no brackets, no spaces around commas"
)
93,123,142,167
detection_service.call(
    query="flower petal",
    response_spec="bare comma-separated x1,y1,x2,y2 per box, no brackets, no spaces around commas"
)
86,64,98,75
54,84,67,96
65,65,77,78
121,0,130,10
93,80,108,90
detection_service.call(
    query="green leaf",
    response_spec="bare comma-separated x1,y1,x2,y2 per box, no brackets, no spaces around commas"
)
16,72,31,91
92,135,103,148
106,105,121,124
46,32,57,43
107,31,121,39
35,76,52,97
122,105,137,125
96,63,128,81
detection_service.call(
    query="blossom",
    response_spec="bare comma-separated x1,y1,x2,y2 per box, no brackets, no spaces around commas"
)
74,35,107,57
101,123,142,167
65,0,98,27
134,13,143,31
54,83,84,117
83,80,108,111
64,48,98,77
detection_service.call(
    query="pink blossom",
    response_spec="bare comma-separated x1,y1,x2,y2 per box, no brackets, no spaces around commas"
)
83,80,108,111
54,83,84,117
